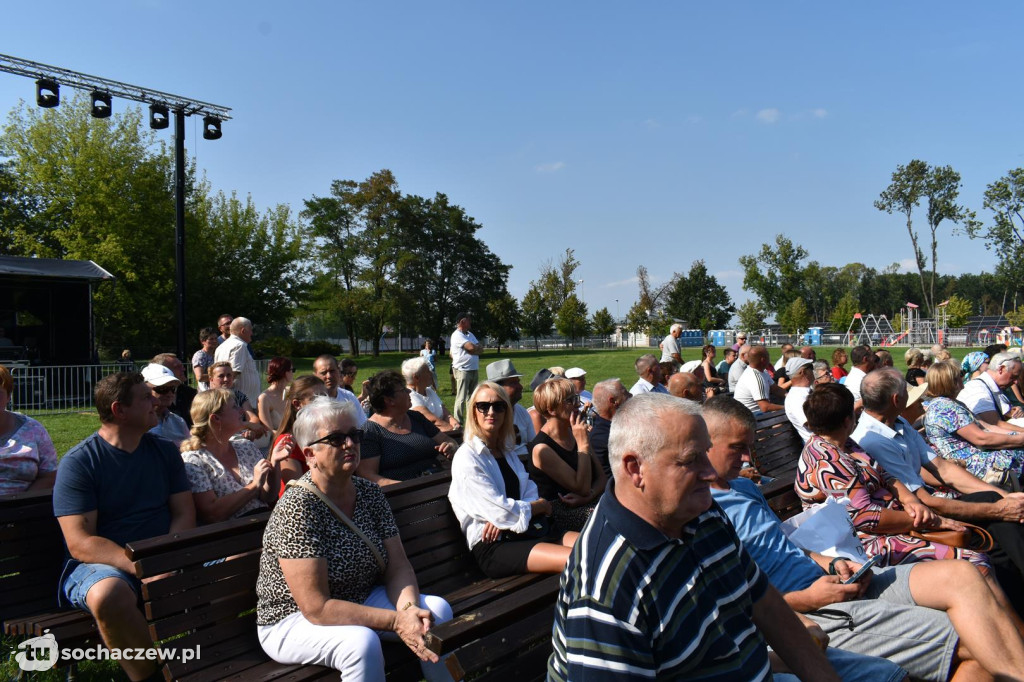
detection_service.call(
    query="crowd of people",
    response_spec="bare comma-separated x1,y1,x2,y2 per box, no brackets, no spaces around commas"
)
5,315,1024,680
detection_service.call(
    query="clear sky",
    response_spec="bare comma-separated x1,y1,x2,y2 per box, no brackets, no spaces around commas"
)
1,2,1020,322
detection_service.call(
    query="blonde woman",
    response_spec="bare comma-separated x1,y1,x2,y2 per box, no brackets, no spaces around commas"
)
181,389,289,524
904,348,927,387
448,382,576,578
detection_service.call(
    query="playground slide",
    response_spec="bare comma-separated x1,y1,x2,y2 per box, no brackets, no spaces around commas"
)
883,331,909,347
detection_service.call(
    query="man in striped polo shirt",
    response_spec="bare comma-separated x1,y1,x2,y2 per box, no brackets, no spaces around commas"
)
548,393,839,681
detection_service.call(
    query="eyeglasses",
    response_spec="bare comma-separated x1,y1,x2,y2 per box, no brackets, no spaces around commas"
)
309,429,363,448
474,401,508,414
152,385,177,395
341,370,358,377
564,395,581,407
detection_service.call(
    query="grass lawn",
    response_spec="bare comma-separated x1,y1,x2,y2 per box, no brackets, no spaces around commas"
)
32,344,984,456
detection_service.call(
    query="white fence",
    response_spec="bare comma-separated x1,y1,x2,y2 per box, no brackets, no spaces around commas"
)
7,359,270,415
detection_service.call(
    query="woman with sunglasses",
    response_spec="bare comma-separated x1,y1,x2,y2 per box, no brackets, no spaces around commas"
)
180,388,288,524
257,397,454,682
449,382,577,578
356,371,458,486
527,377,606,534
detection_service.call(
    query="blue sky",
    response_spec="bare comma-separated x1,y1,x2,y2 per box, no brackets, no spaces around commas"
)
1,2,1020,321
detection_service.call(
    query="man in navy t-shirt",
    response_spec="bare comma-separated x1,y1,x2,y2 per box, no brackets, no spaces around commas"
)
54,371,194,682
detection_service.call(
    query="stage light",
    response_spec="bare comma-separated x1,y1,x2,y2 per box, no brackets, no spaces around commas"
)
90,91,112,118
149,103,169,129
35,79,59,108
202,116,222,140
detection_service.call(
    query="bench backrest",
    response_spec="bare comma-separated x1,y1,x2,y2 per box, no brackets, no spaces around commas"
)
0,490,65,621
751,410,804,480
125,472,465,681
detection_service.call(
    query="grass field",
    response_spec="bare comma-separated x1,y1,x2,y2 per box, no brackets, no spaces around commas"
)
32,344,984,456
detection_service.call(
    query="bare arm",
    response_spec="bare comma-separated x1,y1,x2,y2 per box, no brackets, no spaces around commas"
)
57,511,135,573
279,550,438,663
354,457,402,487
167,490,196,533
752,584,840,681
412,405,450,431
756,399,785,413
191,478,263,524
27,471,57,491
956,422,1024,449
193,365,206,385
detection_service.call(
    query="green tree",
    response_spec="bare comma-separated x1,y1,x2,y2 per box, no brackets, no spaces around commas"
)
829,292,861,332
537,248,580,312
943,294,973,328
623,301,651,346
736,300,766,336
1006,304,1024,329
664,259,734,332
0,95,178,355
738,235,809,315
591,307,616,337
555,294,590,348
483,292,521,354
971,168,1024,313
875,160,976,315
394,192,510,345
520,283,554,350
187,186,307,340
778,297,809,334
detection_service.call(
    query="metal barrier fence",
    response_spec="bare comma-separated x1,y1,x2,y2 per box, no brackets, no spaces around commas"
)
7,359,270,416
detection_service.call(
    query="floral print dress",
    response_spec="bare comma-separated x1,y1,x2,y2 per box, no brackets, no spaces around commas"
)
924,396,1024,481
795,435,989,571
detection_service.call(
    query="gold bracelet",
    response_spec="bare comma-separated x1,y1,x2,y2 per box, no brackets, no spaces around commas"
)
402,601,414,611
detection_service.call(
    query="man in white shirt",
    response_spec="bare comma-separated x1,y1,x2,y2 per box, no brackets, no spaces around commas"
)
486,359,534,458
783,357,814,442
213,317,260,404
728,344,751,393
843,344,877,410
774,344,794,371
450,313,482,424
734,345,783,414
629,354,668,395
312,354,367,426
660,324,683,371
958,352,1024,428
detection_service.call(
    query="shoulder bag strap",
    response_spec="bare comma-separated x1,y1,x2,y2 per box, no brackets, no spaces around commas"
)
287,478,387,572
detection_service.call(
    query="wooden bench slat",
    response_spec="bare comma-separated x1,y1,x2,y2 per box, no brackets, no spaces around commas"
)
148,591,254,641
126,513,270,560
141,552,262,601
450,605,555,679
132,528,268,577
401,525,464,557
145,569,261,619
167,631,269,681
390,497,452,527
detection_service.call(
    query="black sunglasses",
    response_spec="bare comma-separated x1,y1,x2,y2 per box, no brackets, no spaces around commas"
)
309,429,363,448
474,401,508,414
152,385,177,395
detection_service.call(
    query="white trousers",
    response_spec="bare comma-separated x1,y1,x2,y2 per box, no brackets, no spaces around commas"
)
258,586,454,682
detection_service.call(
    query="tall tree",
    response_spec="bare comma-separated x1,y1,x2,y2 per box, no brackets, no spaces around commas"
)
736,300,766,335
664,259,734,332
829,292,861,332
971,168,1024,313
737,235,809,315
624,301,652,345
778,297,809,334
635,265,672,318
394,192,510,345
591,307,616,337
875,159,929,311
520,284,553,351
484,292,521,354
555,294,590,348
537,248,581,313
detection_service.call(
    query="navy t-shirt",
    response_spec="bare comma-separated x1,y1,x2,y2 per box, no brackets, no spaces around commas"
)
53,432,190,547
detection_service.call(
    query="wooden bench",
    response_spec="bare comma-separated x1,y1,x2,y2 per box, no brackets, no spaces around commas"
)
0,490,101,669
750,410,805,520
125,471,558,682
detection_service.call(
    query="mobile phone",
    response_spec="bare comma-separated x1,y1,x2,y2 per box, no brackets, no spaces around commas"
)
843,554,881,584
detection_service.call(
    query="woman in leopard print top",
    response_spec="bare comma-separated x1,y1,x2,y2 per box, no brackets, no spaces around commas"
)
256,397,454,681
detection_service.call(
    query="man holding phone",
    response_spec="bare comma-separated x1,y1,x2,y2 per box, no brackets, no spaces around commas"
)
704,395,1024,682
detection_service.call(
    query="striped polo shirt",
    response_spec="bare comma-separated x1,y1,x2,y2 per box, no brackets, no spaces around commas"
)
548,483,770,681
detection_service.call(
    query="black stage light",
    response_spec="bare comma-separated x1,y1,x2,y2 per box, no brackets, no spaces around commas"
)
149,103,169,129
202,115,222,140
90,91,112,118
35,79,59,108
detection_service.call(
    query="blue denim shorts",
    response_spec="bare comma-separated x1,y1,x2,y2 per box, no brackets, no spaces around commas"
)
59,560,140,613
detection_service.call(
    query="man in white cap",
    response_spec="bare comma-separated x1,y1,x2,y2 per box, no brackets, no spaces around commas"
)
565,367,593,408
486,359,534,457
782,357,814,442
142,363,190,448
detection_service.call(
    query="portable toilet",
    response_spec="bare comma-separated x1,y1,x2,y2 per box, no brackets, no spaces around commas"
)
806,327,822,346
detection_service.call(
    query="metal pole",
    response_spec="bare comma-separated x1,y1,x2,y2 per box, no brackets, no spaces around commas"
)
174,109,187,360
